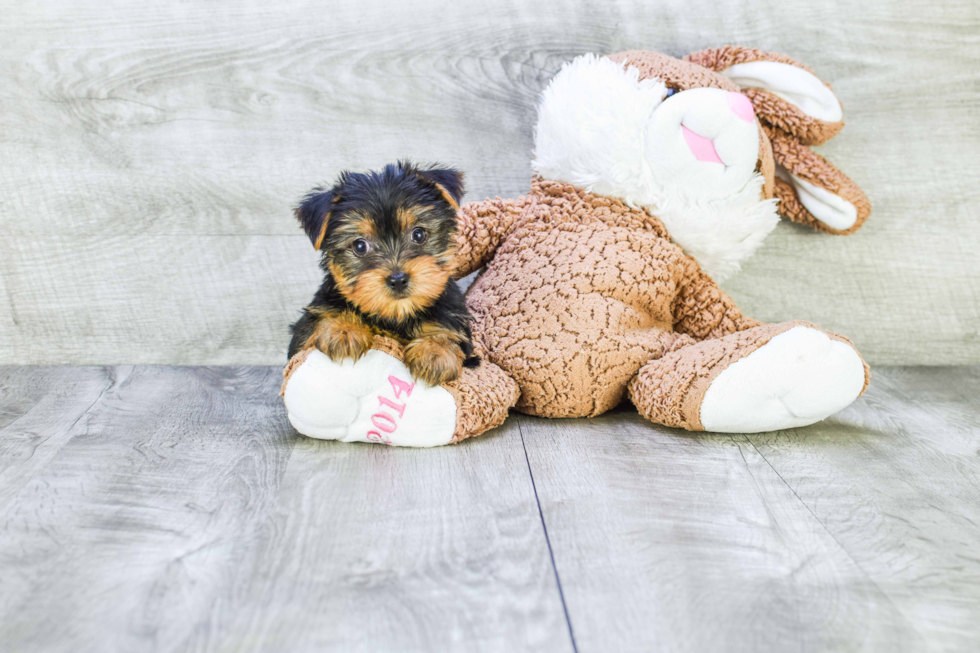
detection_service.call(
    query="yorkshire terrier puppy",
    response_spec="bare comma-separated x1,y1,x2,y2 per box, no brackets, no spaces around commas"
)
288,161,479,386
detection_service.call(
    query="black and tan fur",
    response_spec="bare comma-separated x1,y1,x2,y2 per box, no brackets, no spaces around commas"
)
288,161,478,386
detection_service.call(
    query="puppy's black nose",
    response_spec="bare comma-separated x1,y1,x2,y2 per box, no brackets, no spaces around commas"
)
386,272,409,291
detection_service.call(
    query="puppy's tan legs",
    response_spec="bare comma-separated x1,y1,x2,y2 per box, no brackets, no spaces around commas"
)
404,322,466,386
305,309,375,362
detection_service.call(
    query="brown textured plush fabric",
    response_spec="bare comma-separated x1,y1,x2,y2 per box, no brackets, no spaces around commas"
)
453,196,531,278
456,178,869,424
685,46,820,77
609,50,739,92
464,179,771,418
743,88,843,147
671,255,763,339
764,125,872,234
628,320,870,430
443,355,520,442
684,46,843,146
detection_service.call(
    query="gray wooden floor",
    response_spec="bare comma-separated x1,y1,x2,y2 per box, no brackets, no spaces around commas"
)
2,366,979,653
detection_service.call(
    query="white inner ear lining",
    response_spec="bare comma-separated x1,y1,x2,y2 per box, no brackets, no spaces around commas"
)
720,61,843,123
775,165,856,230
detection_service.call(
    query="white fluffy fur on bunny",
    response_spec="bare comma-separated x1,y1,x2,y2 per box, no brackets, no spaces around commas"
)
533,54,781,282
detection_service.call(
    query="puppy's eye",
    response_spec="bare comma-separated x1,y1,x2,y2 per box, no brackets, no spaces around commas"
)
665,87,678,98
351,239,370,257
411,227,427,244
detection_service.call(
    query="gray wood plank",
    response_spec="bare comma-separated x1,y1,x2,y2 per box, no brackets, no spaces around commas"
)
0,366,569,653
0,366,296,653
519,367,980,652
1,0,978,365
0,366,114,510
214,419,570,653
746,367,980,651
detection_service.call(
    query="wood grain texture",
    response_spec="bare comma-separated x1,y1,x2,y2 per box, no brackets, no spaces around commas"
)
218,418,570,653
746,366,980,651
0,366,570,653
519,413,919,652
1,365,979,650
0,366,114,511
0,366,299,653
0,0,977,365
519,366,980,652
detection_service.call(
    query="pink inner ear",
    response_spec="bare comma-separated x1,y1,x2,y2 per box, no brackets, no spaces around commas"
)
728,92,755,123
682,126,723,164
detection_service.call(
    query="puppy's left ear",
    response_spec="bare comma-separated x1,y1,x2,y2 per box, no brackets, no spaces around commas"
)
295,186,340,250
415,166,465,211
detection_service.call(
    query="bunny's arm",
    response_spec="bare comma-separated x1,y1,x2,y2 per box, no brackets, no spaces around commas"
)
671,256,762,341
452,196,529,278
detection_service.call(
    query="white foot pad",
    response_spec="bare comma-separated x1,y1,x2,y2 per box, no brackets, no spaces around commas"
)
283,349,457,447
700,326,866,433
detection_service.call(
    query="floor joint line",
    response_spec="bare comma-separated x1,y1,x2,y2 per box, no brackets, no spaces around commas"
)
518,418,579,653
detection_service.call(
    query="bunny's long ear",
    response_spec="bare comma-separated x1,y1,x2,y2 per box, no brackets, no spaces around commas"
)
685,47,843,145
766,126,871,235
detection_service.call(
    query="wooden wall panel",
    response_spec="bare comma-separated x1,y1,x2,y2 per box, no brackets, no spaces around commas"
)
1,0,977,364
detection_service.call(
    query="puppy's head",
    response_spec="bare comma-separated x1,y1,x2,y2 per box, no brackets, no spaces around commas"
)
295,161,464,322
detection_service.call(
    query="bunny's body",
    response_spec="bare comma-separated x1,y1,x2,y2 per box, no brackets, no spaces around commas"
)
281,47,872,446
458,178,744,419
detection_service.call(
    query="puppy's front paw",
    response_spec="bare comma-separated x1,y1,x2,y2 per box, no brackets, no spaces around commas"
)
404,336,464,386
315,317,374,362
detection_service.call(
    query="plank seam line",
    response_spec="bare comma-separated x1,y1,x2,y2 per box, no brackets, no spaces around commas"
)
743,435,927,640
518,419,579,653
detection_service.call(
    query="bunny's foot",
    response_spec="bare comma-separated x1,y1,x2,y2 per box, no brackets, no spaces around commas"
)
629,321,869,433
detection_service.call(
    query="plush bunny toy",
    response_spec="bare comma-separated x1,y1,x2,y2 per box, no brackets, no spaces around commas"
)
282,47,872,446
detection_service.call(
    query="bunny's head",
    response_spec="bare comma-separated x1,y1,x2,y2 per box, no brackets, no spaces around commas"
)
533,47,870,280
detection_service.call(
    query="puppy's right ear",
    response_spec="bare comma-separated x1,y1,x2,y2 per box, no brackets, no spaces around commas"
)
295,186,340,250
412,164,465,211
